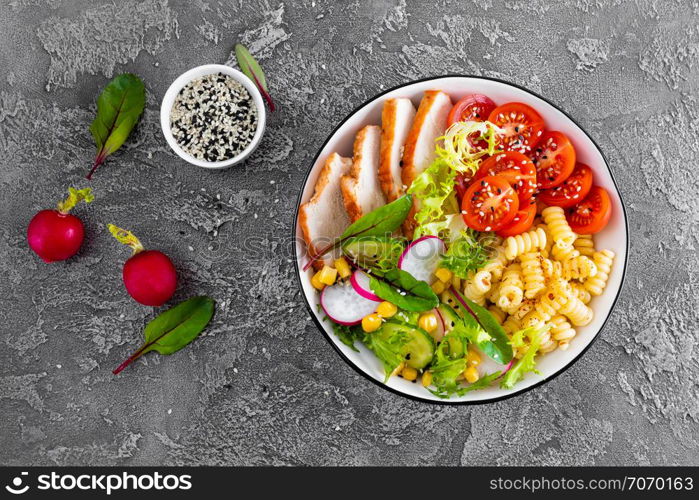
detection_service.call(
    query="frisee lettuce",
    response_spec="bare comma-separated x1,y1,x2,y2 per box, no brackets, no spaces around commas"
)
500,326,549,389
439,229,491,278
407,121,502,240
363,329,409,382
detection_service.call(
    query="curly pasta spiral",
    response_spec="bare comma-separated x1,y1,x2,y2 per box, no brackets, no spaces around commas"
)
502,315,521,335
548,314,576,350
541,206,576,248
569,281,591,304
462,270,491,305
559,295,593,326
551,242,580,262
515,325,557,358
534,278,571,320
497,263,524,312
481,245,508,282
541,257,562,279
504,228,547,260
512,299,536,320
520,252,546,299
573,234,595,257
584,250,615,296
536,223,553,257
562,256,598,281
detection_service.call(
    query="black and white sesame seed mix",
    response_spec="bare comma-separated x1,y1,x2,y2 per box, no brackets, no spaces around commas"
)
170,73,258,162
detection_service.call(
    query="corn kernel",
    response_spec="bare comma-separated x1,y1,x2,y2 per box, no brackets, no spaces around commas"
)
464,365,479,383
361,313,382,332
391,362,405,377
418,313,438,333
376,301,398,318
402,366,418,381
466,348,482,367
318,265,338,286
421,371,433,387
334,257,351,279
431,280,446,294
311,271,325,290
452,276,461,290
435,267,453,283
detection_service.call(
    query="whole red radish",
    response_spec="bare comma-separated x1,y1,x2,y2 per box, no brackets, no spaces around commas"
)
108,224,177,306
27,187,94,263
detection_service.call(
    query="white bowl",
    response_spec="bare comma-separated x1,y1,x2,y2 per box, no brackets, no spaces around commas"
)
160,64,266,169
294,75,629,404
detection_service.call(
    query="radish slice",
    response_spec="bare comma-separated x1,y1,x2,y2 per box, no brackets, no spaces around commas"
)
398,235,446,284
431,307,446,342
321,282,378,325
350,270,382,302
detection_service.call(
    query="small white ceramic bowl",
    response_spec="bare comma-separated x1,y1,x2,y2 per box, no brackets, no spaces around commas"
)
160,64,266,169
294,75,629,404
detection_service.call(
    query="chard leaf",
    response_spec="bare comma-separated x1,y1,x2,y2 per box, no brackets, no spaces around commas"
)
449,287,513,364
368,268,438,312
303,195,412,271
113,296,215,375
235,43,275,111
87,74,146,179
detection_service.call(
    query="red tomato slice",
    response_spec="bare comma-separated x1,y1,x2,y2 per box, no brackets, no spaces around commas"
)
474,151,537,202
487,102,545,154
530,131,576,189
539,163,593,208
566,185,612,234
448,94,497,125
461,176,519,232
496,198,537,237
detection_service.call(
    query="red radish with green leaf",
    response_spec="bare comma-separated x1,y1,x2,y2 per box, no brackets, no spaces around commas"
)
108,224,177,306
27,187,94,263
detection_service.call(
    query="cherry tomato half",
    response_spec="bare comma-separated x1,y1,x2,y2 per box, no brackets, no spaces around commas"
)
539,163,593,208
530,131,576,189
474,151,537,202
487,102,545,154
566,185,612,235
454,171,474,202
448,94,497,125
461,175,519,232
496,198,538,237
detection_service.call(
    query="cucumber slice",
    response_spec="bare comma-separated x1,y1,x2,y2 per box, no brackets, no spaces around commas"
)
437,304,466,358
342,236,403,269
378,320,435,370
441,290,466,318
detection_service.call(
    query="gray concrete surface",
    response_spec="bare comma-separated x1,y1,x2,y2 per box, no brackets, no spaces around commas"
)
1,0,697,466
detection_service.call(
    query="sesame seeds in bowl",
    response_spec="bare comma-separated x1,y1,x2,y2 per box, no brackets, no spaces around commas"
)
160,64,266,169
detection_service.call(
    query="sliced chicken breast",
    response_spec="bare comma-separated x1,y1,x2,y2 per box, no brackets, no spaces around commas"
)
299,153,353,269
341,125,386,221
401,90,452,238
378,98,417,202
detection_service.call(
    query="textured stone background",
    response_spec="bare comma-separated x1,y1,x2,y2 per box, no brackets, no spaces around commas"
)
1,0,697,466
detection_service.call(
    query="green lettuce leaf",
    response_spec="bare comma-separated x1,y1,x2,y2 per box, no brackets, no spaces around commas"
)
439,229,491,278
362,328,408,382
500,326,549,389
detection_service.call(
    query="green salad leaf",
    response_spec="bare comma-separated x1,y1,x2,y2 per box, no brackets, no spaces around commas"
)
362,328,409,382
368,268,439,312
87,73,146,179
235,43,276,112
440,229,491,278
330,322,362,352
303,195,412,271
449,287,513,365
500,326,549,389
341,236,405,275
407,121,502,240
113,296,215,375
